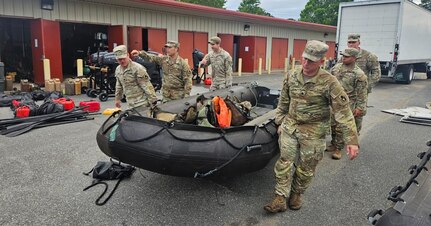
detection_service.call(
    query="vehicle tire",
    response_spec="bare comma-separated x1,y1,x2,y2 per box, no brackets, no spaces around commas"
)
81,86,88,94
89,89,99,98
99,92,109,102
86,88,93,97
395,65,413,84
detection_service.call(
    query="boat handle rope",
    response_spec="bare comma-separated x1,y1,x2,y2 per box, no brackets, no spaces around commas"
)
194,125,260,178
101,107,144,135
101,110,124,135
104,109,277,150
120,120,276,150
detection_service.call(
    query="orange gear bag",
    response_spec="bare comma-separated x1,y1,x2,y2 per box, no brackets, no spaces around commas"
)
212,96,231,128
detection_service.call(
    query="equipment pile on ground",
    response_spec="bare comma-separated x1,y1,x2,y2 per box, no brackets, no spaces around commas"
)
0,108,94,137
382,106,431,126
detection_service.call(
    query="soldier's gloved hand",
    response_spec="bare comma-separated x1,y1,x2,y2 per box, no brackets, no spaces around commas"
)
352,108,362,117
130,50,140,57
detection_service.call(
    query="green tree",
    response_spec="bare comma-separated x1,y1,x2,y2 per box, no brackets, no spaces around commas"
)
238,0,273,17
176,0,226,8
421,0,431,10
299,0,353,26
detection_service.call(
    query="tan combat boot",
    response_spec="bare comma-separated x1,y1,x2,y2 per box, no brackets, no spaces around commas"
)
289,192,303,210
264,194,287,213
326,143,336,152
332,149,342,160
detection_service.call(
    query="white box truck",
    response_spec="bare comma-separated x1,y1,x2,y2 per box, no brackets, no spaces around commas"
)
336,0,431,84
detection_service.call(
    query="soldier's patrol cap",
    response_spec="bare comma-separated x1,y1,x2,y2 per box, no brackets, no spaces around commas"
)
341,48,360,58
165,40,180,48
302,40,328,62
348,33,360,42
113,45,128,59
208,36,221,45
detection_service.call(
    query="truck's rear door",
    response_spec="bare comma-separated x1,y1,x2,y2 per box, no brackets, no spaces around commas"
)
337,1,400,62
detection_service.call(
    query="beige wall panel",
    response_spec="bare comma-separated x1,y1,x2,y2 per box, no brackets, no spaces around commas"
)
0,0,4,15
82,3,91,22
67,1,76,21
96,5,105,24
139,10,145,26
23,0,33,16
192,18,198,31
116,7,124,24
145,11,153,27
50,0,61,20
127,8,134,26
161,13,167,28
58,0,68,20
128,8,135,25
147,11,153,26
74,1,83,22
13,0,24,16
157,13,163,27
149,11,154,26
176,15,183,30
3,0,13,16
110,7,118,24
89,6,97,23
102,5,111,24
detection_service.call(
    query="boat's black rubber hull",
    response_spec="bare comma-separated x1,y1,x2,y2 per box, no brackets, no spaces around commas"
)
97,115,279,177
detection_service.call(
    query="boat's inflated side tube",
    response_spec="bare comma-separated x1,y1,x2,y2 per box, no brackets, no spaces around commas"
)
97,114,278,177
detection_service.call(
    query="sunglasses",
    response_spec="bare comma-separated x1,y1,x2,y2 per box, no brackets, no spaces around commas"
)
347,41,358,44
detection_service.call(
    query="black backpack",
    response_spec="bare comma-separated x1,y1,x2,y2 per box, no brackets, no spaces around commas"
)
83,160,135,206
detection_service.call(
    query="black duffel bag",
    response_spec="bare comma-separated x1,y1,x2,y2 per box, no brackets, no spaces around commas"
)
37,100,64,115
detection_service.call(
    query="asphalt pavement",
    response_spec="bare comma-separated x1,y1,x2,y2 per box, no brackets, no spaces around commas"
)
0,73,430,226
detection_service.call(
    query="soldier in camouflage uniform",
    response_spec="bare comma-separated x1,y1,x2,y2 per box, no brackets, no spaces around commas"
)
347,34,381,93
114,45,157,110
200,36,233,90
131,41,192,103
328,48,368,160
264,40,359,214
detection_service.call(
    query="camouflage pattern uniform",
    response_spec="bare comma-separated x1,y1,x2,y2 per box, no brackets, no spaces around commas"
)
114,45,157,109
356,48,380,93
347,34,381,93
330,58,368,150
203,49,233,90
273,41,359,199
139,41,192,102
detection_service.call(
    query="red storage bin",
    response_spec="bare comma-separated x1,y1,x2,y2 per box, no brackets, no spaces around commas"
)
16,106,31,118
53,98,75,111
79,100,100,112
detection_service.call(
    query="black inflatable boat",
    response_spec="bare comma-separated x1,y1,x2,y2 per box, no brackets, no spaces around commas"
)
96,84,280,177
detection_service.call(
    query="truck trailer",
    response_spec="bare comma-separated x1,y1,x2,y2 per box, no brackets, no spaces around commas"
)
336,0,431,84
